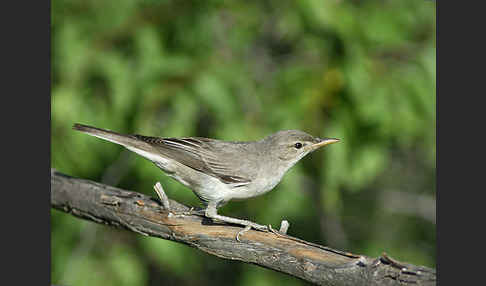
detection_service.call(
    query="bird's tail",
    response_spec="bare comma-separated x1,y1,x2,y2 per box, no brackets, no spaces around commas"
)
72,123,158,160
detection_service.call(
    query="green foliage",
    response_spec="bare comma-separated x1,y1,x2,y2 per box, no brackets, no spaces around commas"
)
51,0,436,285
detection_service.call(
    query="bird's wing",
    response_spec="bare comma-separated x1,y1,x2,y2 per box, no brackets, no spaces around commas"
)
133,135,252,186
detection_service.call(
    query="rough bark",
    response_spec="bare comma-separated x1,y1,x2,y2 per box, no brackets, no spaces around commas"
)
51,169,436,286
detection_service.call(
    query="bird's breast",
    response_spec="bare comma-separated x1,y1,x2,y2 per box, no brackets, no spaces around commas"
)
228,173,284,201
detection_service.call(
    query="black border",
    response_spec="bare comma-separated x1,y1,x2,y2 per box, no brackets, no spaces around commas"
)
6,0,51,285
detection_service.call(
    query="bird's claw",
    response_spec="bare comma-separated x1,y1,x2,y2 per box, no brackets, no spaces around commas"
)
236,225,252,242
236,223,270,241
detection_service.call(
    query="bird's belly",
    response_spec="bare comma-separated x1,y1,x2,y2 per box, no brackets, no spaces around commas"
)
158,162,235,203
228,178,279,201
154,160,281,203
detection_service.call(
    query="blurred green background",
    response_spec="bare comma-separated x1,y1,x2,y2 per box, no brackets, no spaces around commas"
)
51,0,436,285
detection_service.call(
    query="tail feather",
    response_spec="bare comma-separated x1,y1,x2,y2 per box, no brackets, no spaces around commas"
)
73,123,122,137
72,123,158,161
73,123,132,145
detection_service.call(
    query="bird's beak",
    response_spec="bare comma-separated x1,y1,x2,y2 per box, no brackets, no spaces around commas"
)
310,138,340,150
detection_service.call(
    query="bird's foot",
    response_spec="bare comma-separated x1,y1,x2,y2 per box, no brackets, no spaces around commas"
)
180,207,206,217
236,225,252,242
236,222,269,242
212,217,291,241
237,219,291,241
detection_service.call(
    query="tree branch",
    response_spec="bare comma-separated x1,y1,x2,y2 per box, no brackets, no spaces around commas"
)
50,169,436,286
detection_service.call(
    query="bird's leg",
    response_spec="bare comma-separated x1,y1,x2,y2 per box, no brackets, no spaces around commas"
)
154,184,269,240
204,203,269,241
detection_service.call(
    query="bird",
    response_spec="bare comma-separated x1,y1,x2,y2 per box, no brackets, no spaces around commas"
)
73,123,339,239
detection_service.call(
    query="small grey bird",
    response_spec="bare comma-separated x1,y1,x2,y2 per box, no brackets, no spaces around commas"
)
73,123,339,238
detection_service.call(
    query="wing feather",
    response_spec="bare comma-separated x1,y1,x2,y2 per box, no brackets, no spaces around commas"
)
133,135,252,186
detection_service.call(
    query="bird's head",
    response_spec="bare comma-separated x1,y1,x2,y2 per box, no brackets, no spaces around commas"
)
263,130,339,168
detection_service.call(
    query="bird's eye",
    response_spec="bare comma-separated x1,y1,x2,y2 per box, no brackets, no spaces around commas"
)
294,142,303,149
